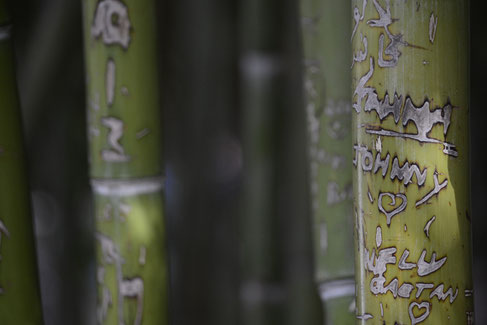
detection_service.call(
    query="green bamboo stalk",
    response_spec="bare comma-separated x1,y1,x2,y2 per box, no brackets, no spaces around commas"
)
300,0,356,323
0,3,44,323
352,0,473,323
82,0,167,324
240,1,321,324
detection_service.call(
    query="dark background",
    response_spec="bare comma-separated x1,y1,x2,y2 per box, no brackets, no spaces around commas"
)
5,0,486,324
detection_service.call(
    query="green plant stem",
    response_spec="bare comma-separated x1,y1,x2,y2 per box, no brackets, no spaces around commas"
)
301,0,356,323
0,3,44,324
82,0,167,323
352,0,473,323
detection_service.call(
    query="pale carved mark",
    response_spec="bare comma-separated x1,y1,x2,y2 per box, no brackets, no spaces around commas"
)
376,226,382,248
378,33,408,68
416,283,434,299
353,57,375,113
367,0,392,29
356,313,373,321
368,0,408,68
424,216,436,238
429,284,458,303
378,192,407,226
465,289,474,297
353,145,428,186
352,34,368,68
92,0,131,49
398,249,416,270
106,59,116,107
380,303,384,317
367,189,374,203
136,128,150,140
96,233,145,325
416,172,448,207
467,311,474,325
352,49,457,157
375,136,382,153
390,157,427,186
352,0,368,40
101,117,130,162
429,13,438,44
409,302,430,325
417,249,447,276
366,97,457,157
398,283,414,298
120,277,144,325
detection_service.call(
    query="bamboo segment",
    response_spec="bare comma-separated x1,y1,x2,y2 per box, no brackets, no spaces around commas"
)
301,0,356,323
352,0,473,324
240,1,321,324
82,0,167,324
0,4,44,324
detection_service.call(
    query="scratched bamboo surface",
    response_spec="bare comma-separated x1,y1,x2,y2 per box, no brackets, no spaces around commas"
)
352,0,473,324
82,0,167,324
0,4,44,323
301,0,356,323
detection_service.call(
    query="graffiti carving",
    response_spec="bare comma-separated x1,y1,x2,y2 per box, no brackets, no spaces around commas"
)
352,0,368,40
429,284,458,304
354,145,429,186
409,301,430,325
390,157,427,186
356,313,373,320
353,59,458,156
376,226,382,248
424,216,436,238
429,13,438,44
416,172,448,207
398,249,416,270
101,117,131,162
378,32,407,68
96,233,144,325
352,34,368,68
417,249,447,277
378,192,407,226
92,0,131,49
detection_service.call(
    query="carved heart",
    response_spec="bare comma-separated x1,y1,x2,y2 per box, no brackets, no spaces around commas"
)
409,302,430,325
378,192,407,226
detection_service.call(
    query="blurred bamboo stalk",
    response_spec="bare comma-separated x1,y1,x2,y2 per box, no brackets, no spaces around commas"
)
0,2,44,323
352,0,473,323
300,0,356,323
82,0,167,324
240,0,321,324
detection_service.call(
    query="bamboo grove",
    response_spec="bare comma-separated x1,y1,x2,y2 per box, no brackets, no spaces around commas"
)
0,0,476,324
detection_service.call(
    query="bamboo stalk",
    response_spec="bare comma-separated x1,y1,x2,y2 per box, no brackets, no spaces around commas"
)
0,3,43,323
240,1,321,324
82,0,167,324
351,0,473,323
300,0,356,323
